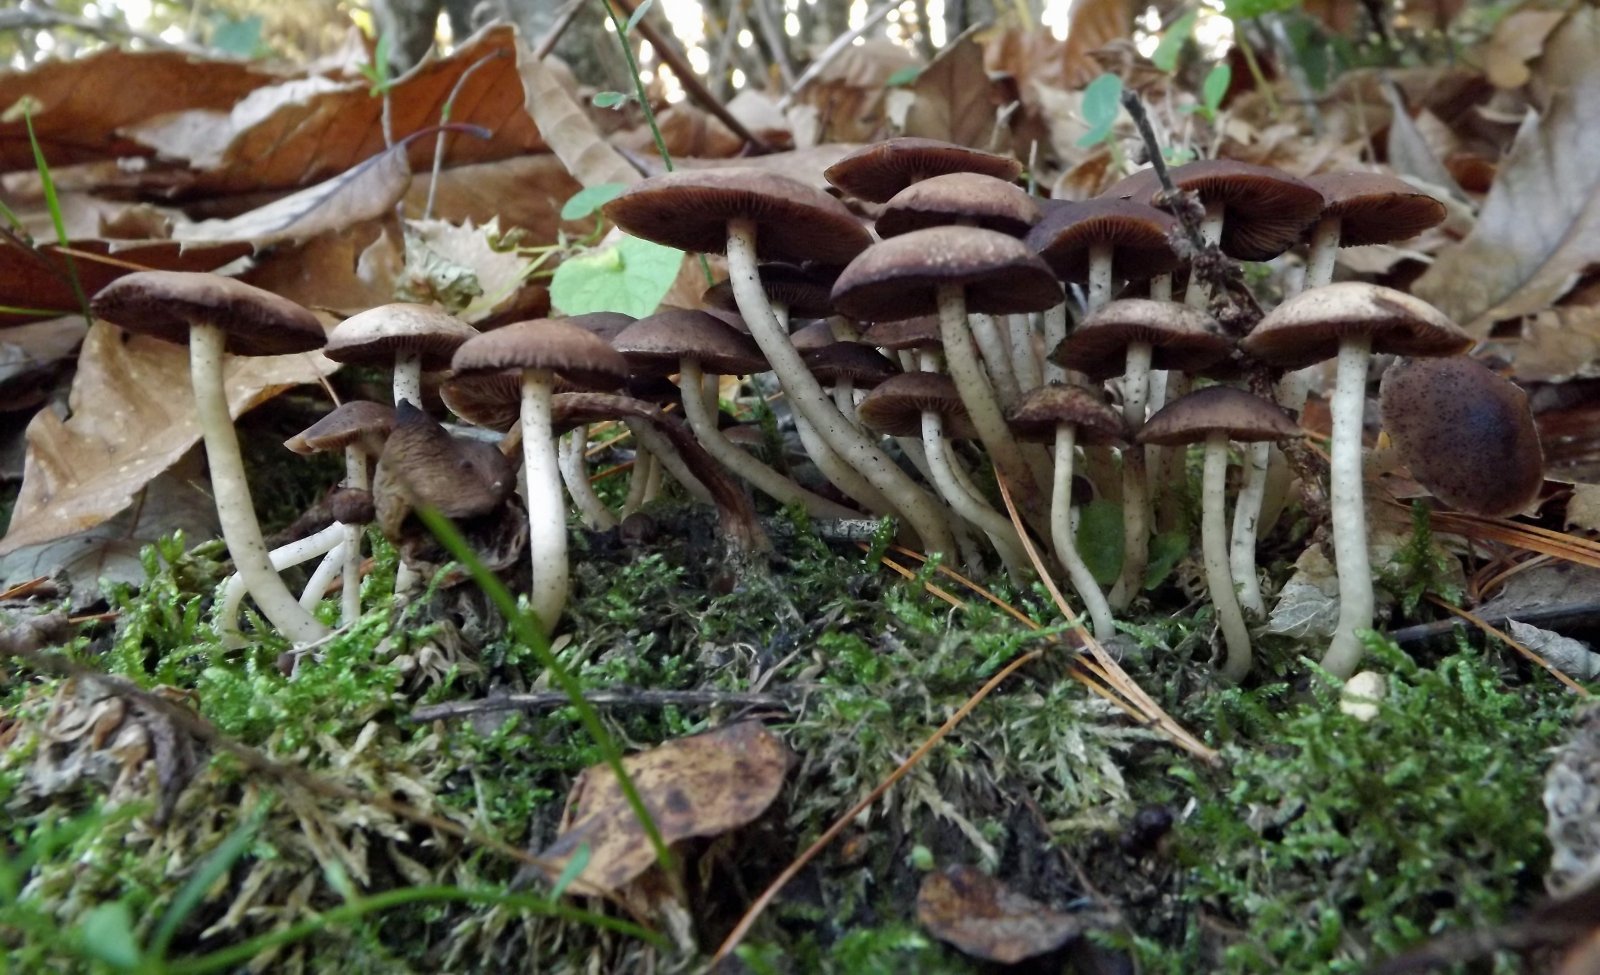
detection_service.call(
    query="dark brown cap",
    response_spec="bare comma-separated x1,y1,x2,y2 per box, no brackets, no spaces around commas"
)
803,342,899,388
284,400,396,456
861,315,942,351
1050,299,1231,381
328,487,376,526
856,371,979,438
612,308,767,376
1306,172,1448,246
603,169,873,265
90,270,325,356
373,401,517,539
1241,282,1470,369
1106,160,1323,261
831,226,1063,320
789,319,838,352
452,318,629,390
565,311,638,343
875,172,1041,238
825,138,1023,204
324,303,478,368
702,263,835,318
1005,384,1124,444
441,369,524,430
1136,386,1302,445
1026,198,1181,282
1379,355,1543,517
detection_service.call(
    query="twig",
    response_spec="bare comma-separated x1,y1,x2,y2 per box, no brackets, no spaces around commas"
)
410,687,791,722
748,0,797,89
606,0,776,153
1118,88,1205,254
1424,595,1591,696
533,0,587,60
775,0,899,111
423,50,509,220
708,0,747,99
1388,600,1600,653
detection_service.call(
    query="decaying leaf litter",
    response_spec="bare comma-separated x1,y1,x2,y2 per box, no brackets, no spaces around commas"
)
2,2,1600,971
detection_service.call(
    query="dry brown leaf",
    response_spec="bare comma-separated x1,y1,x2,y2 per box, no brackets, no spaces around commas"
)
517,49,637,188
904,28,1005,154
0,315,88,412
537,721,791,894
394,218,528,323
0,49,280,173
668,145,863,192
0,323,336,556
1568,484,1600,532
121,26,541,197
1412,11,1600,338
1481,9,1568,90
0,238,254,327
1382,85,1466,201
624,104,744,159
794,39,916,144
241,222,402,316
916,864,1113,964
401,155,581,243
1503,304,1600,383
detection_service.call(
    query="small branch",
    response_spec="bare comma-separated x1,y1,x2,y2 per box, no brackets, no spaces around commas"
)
533,0,586,60
776,0,899,112
1118,88,1205,254
410,687,792,722
748,0,797,89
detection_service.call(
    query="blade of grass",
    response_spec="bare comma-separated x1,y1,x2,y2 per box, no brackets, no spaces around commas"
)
150,800,273,959
17,100,89,319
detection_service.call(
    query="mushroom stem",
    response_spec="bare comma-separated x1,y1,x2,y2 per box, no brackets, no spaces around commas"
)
1153,372,1192,533
392,350,423,407
621,448,655,517
218,521,345,648
625,419,712,505
1010,314,1043,391
969,312,1020,407
1183,204,1226,310
791,411,897,517
191,324,331,646
1304,215,1343,290
300,539,349,611
1042,303,1070,385
677,359,865,521
726,218,955,556
1109,341,1152,610
1201,431,1252,682
560,427,620,531
519,369,567,630
921,412,1029,579
1229,441,1271,615
936,283,1046,529
1050,424,1116,640
1087,241,1114,310
1320,336,1375,679
340,442,368,625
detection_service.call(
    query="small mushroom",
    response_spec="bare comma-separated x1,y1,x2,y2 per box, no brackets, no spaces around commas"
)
323,303,478,407
824,137,1023,204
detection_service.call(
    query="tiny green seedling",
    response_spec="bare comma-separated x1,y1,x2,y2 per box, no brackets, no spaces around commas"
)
885,65,922,88
1150,10,1198,73
1076,73,1125,149
357,33,395,96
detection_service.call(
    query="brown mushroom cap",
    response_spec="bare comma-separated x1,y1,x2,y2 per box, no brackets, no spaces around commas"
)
90,270,325,356
1050,299,1231,381
1026,199,1182,282
612,308,768,376
856,371,980,438
284,400,396,456
1379,356,1544,517
831,226,1063,320
1306,172,1448,247
451,318,629,390
875,172,1041,239
602,168,873,265
1005,384,1125,444
1104,160,1323,261
789,319,838,352
565,311,638,344
1241,282,1470,370
702,264,835,318
861,315,942,351
1136,385,1303,445
324,303,478,368
803,342,899,388
374,401,517,538
440,370,525,430
825,138,1024,204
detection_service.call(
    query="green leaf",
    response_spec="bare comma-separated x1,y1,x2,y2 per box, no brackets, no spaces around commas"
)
885,65,922,88
80,903,141,969
1151,11,1198,73
560,183,629,222
1144,530,1190,590
1075,498,1125,587
1202,62,1232,115
1222,0,1298,20
550,234,683,317
624,0,655,35
1076,73,1124,149
548,843,591,900
210,14,265,57
592,91,629,109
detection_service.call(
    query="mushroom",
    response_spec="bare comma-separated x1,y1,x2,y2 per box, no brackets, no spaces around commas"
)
1137,386,1302,682
1242,283,1470,678
90,271,332,646
1303,172,1447,290
1379,355,1544,517
603,169,956,557
323,303,478,407
824,137,1023,204
1006,384,1126,640
450,320,629,630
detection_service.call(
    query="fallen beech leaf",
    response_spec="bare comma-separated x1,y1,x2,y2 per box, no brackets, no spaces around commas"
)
916,865,1114,964
538,721,791,893
241,222,402,315
0,238,254,327
401,154,582,243
793,39,917,144
518,49,637,188
0,49,278,172
904,28,1004,153
1412,11,1600,336
664,145,863,192
395,217,529,323
0,315,88,412
1481,8,1568,90
549,234,684,319
0,323,336,556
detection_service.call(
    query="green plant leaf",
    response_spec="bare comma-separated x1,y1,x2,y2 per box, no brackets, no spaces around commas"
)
1222,0,1298,19
1202,62,1232,115
885,65,922,88
211,14,265,57
79,903,141,969
560,183,629,221
1151,11,1198,72
1075,498,1125,586
548,843,591,900
624,0,655,35
592,91,629,109
550,234,683,317
1144,530,1190,590
1076,73,1124,148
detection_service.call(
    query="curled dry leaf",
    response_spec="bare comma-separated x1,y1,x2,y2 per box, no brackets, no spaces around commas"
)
903,29,1005,154
538,720,792,895
517,48,637,189
916,864,1115,964
395,217,530,323
0,238,253,327
402,155,582,242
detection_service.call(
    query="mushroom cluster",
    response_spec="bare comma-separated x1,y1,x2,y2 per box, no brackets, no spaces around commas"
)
85,142,1538,685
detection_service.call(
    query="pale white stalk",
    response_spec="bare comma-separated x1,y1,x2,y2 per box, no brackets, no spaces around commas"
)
1009,314,1043,391
192,325,330,646
792,411,896,517
391,350,423,408
1201,432,1252,682
969,312,1020,407
340,442,368,625
921,412,1029,578
519,371,567,629
559,427,620,531
726,218,955,556
1051,425,1115,640
1183,204,1226,310
1230,441,1272,616
1304,215,1343,290
1086,241,1114,310
1042,304,1069,384
1320,336,1375,679
219,522,344,647
621,449,655,517
300,540,348,611
626,420,712,504
1109,342,1152,610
